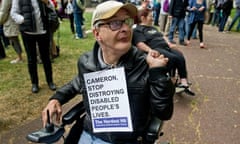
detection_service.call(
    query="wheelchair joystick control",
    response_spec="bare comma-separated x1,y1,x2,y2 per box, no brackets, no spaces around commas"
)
26,109,65,143
45,110,54,132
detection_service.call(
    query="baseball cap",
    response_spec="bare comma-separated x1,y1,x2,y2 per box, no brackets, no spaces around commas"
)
91,0,137,28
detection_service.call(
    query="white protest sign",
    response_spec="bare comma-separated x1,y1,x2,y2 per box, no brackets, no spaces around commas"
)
83,67,133,133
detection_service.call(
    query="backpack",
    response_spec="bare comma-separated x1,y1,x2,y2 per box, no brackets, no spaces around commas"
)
163,0,169,12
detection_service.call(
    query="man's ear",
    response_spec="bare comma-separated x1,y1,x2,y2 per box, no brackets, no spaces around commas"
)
93,29,101,41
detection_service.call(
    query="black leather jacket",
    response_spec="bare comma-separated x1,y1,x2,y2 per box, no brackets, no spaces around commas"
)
169,0,188,18
50,42,175,143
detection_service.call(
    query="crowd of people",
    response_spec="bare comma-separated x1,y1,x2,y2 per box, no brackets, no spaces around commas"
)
0,1,238,97
212,0,240,33
0,0,237,101
129,0,240,47
0,0,87,93
57,0,86,39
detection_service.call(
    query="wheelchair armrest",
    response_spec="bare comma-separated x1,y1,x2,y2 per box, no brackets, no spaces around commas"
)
62,101,85,125
146,116,164,143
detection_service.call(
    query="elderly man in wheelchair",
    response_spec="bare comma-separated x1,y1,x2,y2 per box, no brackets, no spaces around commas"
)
27,1,175,144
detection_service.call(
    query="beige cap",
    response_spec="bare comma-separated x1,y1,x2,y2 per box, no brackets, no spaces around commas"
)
91,0,137,27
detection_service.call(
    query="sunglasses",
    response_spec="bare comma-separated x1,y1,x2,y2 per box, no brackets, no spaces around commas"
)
97,18,134,31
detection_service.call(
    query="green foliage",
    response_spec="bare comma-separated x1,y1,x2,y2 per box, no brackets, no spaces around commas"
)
0,12,95,133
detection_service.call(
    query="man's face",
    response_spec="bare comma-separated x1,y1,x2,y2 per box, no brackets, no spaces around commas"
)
93,9,134,55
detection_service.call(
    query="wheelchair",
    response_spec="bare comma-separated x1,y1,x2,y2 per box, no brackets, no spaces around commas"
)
26,101,167,144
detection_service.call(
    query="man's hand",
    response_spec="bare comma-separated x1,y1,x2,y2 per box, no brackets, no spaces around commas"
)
42,99,62,127
146,50,168,68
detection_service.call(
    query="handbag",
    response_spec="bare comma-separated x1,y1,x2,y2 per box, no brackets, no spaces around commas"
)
163,0,169,12
48,8,60,33
65,2,73,15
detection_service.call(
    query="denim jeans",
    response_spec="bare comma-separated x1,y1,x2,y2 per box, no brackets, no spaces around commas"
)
78,130,112,144
78,130,142,144
153,2,161,25
211,9,221,26
219,12,229,32
168,17,185,42
227,8,240,31
74,12,83,38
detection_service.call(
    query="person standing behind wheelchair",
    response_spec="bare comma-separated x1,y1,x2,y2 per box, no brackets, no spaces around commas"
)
11,0,57,93
42,1,175,143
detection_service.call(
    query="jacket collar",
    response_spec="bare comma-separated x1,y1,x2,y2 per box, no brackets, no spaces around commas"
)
92,41,136,70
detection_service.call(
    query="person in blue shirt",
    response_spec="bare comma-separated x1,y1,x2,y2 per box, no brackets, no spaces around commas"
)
186,0,206,48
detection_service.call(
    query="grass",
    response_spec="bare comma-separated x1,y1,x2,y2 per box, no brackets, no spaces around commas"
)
0,12,95,134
